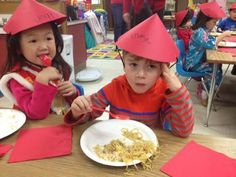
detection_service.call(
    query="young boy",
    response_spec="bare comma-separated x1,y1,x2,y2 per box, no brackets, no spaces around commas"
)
217,2,236,31
217,2,236,75
64,15,194,138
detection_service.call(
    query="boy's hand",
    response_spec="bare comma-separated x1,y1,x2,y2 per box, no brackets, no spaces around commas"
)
161,63,182,92
57,81,77,97
71,95,92,118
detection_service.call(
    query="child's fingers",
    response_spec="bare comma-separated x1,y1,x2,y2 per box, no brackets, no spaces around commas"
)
71,96,91,113
161,63,171,74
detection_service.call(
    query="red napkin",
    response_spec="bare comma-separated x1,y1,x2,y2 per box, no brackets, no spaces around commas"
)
8,125,72,163
0,144,13,157
218,48,236,57
224,36,236,42
161,141,236,177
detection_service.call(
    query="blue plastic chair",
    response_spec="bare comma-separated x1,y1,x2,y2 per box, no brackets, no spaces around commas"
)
175,39,208,91
73,82,84,95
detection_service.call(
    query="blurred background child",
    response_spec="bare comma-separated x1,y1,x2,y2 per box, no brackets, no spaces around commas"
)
0,0,80,119
217,2,236,75
122,0,166,29
65,15,194,138
111,0,127,43
184,2,231,106
217,2,236,31
175,8,194,51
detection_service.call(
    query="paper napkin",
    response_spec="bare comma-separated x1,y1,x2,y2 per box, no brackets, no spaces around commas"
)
161,141,236,177
0,144,13,157
8,124,72,163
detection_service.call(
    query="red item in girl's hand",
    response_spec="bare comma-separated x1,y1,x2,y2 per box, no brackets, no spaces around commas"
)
39,55,52,67
39,55,61,86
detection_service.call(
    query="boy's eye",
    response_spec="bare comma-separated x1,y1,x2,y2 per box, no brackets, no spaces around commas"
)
148,64,157,69
129,63,137,67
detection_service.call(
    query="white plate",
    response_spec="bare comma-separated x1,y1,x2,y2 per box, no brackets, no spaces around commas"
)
210,32,222,37
80,119,158,167
0,109,26,139
218,41,236,48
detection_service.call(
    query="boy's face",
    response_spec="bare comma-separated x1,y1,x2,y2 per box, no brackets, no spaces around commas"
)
229,9,236,21
123,53,162,94
19,23,56,66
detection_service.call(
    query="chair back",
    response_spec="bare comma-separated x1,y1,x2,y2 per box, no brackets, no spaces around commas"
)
73,82,84,95
175,39,206,77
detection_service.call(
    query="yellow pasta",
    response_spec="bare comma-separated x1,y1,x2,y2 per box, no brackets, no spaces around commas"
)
93,128,160,172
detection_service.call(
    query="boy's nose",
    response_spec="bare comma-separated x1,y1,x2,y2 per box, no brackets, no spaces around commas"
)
136,68,145,77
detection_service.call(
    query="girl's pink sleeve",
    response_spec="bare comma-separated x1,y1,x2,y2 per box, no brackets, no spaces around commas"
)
9,79,57,120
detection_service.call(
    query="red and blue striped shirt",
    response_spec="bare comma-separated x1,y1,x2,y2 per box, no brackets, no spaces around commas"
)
64,75,194,137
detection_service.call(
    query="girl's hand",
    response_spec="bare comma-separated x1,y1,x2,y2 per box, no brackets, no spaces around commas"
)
161,63,182,92
71,95,92,118
216,31,232,45
222,30,232,37
36,67,62,85
57,81,77,97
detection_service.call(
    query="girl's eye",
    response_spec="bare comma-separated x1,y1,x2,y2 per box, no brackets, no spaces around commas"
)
29,39,37,43
46,37,53,41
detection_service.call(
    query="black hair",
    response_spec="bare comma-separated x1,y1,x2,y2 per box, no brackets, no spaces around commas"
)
179,9,194,27
192,11,213,30
4,22,71,80
229,8,236,12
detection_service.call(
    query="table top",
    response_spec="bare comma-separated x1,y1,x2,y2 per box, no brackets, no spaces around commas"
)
1,115,236,177
206,49,236,64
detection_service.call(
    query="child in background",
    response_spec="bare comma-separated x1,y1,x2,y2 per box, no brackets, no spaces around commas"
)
65,15,194,138
122,0,166,29
111,0,127,42
184,2,231,106
175,9,194,51
0,0,80,119
217,2,236,31
217,2,236,75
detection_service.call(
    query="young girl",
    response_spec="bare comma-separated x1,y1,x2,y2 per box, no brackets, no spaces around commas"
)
65,15,194,138
184,2,231,106
175,9,194,51
0,0,80,119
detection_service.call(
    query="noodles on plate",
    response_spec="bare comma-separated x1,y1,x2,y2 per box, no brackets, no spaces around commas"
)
93,128,160,171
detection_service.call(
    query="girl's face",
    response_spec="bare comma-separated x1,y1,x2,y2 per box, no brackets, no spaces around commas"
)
123,53,162,94
205,19,218,31
19,23,56,66
229,9,236,21
183,20,192,28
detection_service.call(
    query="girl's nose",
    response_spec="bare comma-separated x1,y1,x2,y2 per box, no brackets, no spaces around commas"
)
39,41,48,50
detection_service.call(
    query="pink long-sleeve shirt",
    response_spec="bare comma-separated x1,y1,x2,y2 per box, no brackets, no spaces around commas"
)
1,62,78,120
